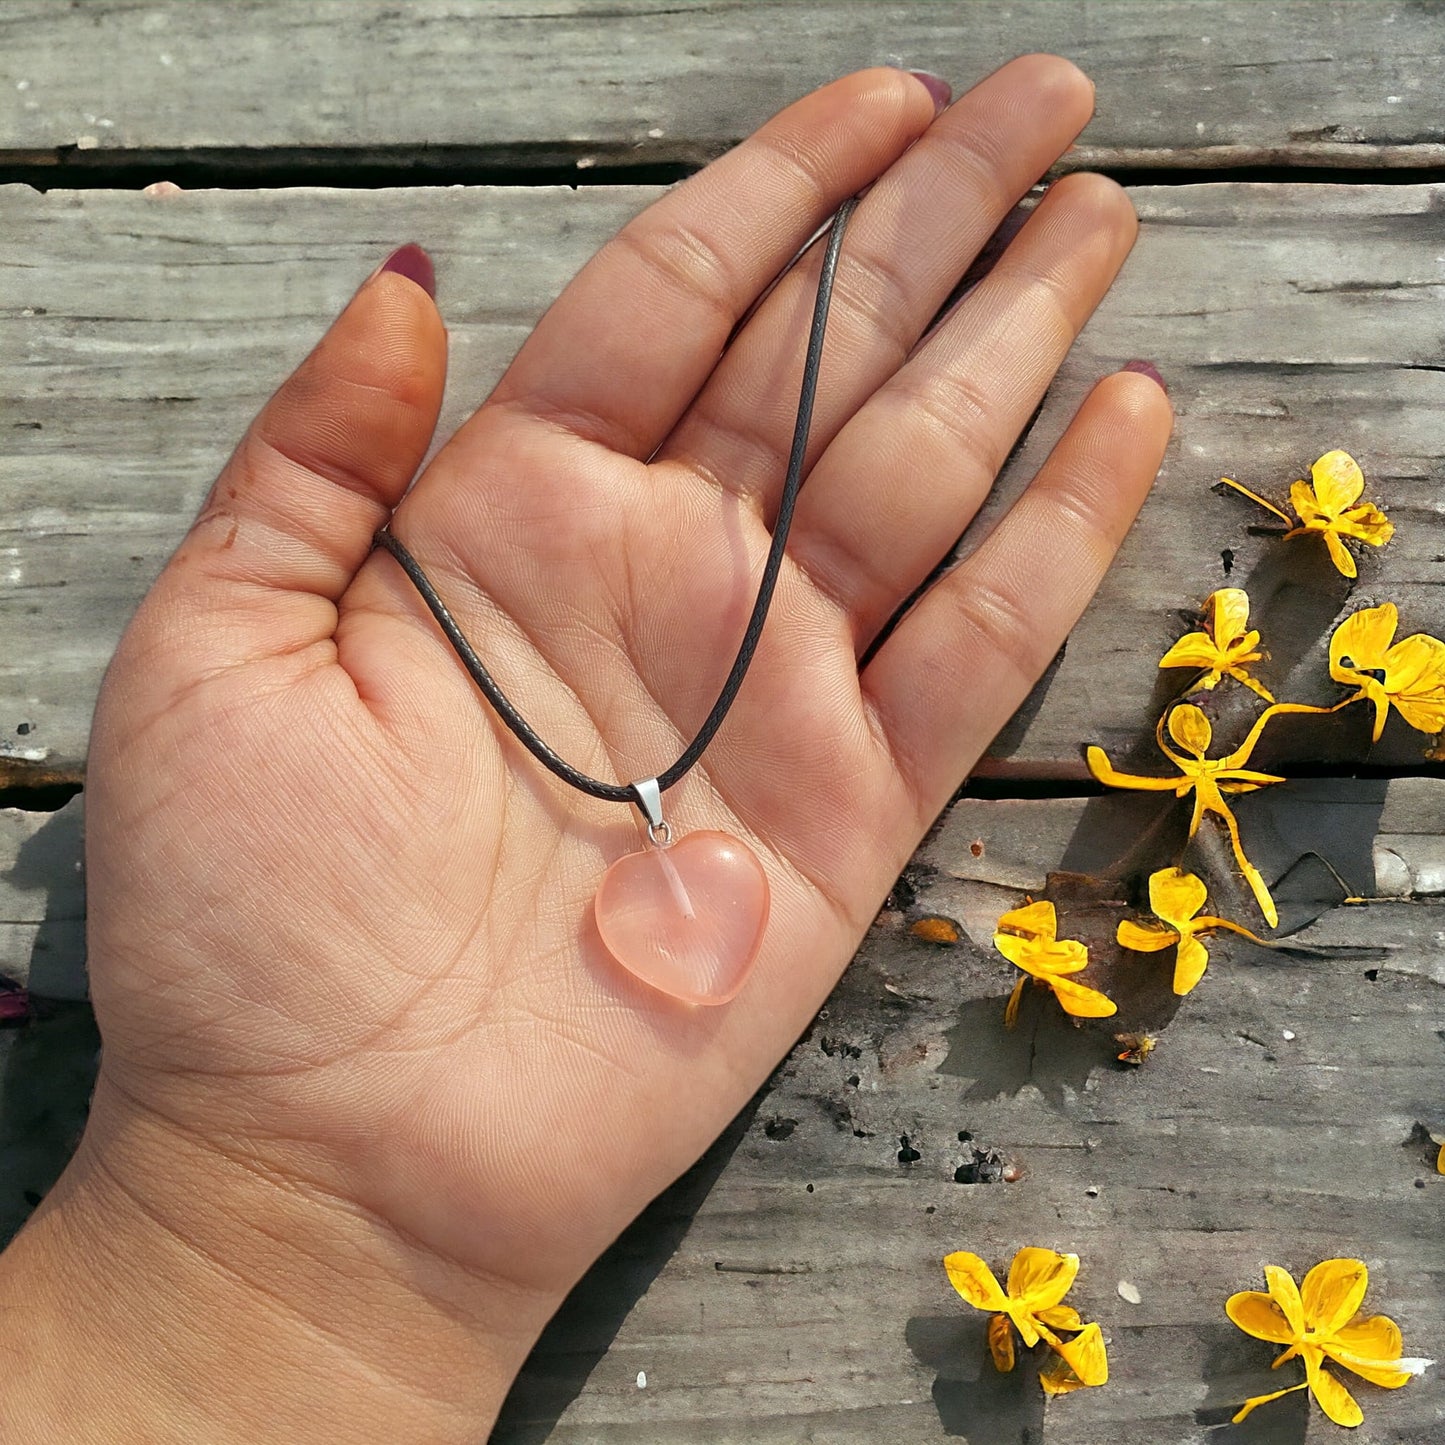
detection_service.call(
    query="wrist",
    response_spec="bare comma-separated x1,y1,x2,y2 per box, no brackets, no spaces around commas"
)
0,1075,555,1444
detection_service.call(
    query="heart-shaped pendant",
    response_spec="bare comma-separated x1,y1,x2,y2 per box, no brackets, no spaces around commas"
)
594,830,770,1005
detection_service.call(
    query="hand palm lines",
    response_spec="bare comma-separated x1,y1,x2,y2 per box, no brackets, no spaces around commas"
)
75,65,1177,1342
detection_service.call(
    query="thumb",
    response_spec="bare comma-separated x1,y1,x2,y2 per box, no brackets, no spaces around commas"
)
153,244,447,663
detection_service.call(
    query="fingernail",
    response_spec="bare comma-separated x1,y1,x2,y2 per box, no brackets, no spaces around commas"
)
1122,359,1167,394
907,70,952,114
375,242,436,298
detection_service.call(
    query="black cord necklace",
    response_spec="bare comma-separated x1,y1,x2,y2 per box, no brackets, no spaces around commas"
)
373,197,857,1006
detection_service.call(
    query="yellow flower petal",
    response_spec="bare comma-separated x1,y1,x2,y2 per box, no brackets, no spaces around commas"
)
1231,1382,1309,1424
944,1251,1009,1311
1158,630,1224,675
1330,603,1398,677
1310,449,1366,514
1385,634,1445,735
987,1312,1016,1373
1226,665,1276,703
1326,1347,1416,1390
1047,975,1118,1019
1173,933,1210,995
1209,588,1254,646
1036,1304,1084,1332
1210,795,1280,927
1148,866,1209,932
994,932,1090,980
1324,529,1358,578
992,933,1033,971
1226,1290,1297,1345
1305,1352,1365,1428
1004,974,1026,1030
996,899,1057,942
1086,745,1181,791
1006,1248,1079,1313
1167,703,1213,757
1116,918,1179,953
1301,1258,1369,1335
1331,1313,1402,1364
1039,1322,1109,1393
1263,1265,1306,1336
1289,476,1330,528
1336,501,1393,548
1220,475,1293,525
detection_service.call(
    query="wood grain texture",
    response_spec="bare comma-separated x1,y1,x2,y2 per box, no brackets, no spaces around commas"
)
493,785,1444,1443
3,182,1443,778
2,1,1443,172
2,785,1441,1440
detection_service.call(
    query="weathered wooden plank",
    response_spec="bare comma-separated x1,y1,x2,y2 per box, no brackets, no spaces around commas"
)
3,1,1443,172
9,783,1435,1005
4,182,1443,780
0,181,653,780
3,785,1440,1438
493,787,1444,1442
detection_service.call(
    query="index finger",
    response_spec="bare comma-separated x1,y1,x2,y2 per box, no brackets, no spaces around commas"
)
480,67,940,459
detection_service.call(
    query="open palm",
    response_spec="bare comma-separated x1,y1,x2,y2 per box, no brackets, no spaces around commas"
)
80,58,1169,1384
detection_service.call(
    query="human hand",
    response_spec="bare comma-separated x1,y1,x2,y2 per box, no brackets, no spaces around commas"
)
1,58,1170,1441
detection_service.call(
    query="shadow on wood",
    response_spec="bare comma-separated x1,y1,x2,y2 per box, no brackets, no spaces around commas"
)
491,1097,762,1444
939,992,1122,1106
0,1004,98,1244
906,1313,1047,1441
1194,1325,1311,1444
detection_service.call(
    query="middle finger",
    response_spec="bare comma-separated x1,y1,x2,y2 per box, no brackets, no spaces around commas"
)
654,53,1096,516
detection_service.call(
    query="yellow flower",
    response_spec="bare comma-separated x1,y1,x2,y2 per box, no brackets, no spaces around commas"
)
1227,1258,1432,1427
992,900,1115,1027
1329,603,1445,742
945,1247,1109,1395
1087,704,1284,926
1222,449,1393,578
1116,867,1271,995
1158,588,1273,701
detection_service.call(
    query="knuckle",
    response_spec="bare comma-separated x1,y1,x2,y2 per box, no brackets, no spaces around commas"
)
953,574,1050,682
902,370,1009,481
613,216,740,330
830,244,923,360
750,126,838,214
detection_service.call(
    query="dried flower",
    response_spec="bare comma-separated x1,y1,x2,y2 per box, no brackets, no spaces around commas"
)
1227,1258,1432,1427
910,915,963,945
992,900,1115,1027
1116,867,1271,994
1114,1031,1158,1066
945,1247,1108,1395
1329,603,1445,742
1222,449,1393,578
1159,588,1273,701
1087,704,1284,926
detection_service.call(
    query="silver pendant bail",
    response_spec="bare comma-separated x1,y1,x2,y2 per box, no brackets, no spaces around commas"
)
628,778,672,847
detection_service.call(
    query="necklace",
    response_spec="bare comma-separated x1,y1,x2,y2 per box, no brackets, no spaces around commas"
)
375,198,856,1006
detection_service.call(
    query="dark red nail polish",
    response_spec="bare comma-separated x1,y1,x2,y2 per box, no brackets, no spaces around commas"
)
1123,359,1167,394
907,70,952,114
377,242,436,299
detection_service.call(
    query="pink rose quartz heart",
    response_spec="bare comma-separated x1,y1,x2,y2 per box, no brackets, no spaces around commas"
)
594,830,770,1005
